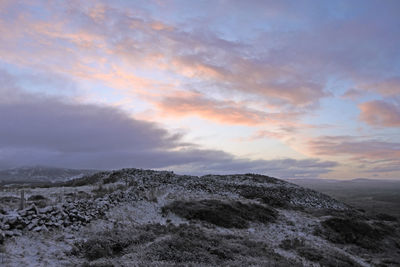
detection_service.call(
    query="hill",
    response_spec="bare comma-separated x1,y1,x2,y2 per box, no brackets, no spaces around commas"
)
0,166,99,185
0,169,399,266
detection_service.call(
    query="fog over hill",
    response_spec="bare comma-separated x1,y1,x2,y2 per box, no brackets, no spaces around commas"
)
0,166,99,184
289,178,400,219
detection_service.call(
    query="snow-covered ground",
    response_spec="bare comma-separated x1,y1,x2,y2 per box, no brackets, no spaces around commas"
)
0,168,398,266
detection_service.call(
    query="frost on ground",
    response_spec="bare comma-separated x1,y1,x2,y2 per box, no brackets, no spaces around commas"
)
0,169,399,266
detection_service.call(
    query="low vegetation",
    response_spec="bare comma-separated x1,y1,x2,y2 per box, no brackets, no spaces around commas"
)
72,224,298,266
162,199,277,228
279,237,362,267
238,185,292,208
320,217,382,247
316,216,400,253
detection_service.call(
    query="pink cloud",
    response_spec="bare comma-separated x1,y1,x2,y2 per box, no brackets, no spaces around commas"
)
308,136,400,160
155,93,303,126
306,135,400,175
365,77,400,96
0,2,330,110
359,100,400,127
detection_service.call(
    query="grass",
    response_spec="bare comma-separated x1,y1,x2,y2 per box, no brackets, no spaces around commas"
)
279,237,362,267
162,199,277,228
316,216,400,252
72,223,298,266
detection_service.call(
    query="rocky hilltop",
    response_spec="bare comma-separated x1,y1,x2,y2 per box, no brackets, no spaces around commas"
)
0,168,399,266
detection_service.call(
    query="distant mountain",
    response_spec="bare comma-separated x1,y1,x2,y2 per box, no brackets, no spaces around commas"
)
0,166,99,184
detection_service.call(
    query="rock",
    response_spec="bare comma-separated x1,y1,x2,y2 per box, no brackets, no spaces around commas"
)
26,204,39,214
5,214,20,226
12,229,22,236
4,230,14,237
39,206,53,214
18,209,28,217
3,224,10,230
27,223,36,230
50,210,59,216
33,226,42,232
31,218,39,226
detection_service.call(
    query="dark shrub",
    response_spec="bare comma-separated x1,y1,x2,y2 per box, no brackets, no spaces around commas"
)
72,223,299,266
238,185,292,208
375,213,398,222
320,217,383,249
279,238,305,250
72,230,133,260
28,195,48,201
103,174,119,184
244,173,279,184
146,225,294,265
71,224,169,261
162,199,277,228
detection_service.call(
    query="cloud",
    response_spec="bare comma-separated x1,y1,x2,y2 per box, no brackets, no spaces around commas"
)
307,135,400,175
362,77,400,96
155,93,301,126
0,1,399,179
0,0,330,112
341,89,365,100
359,100,400,127
308,136,400,160
1,0,398,131
0,70,336,178
249,128,296,141
174,157,338,178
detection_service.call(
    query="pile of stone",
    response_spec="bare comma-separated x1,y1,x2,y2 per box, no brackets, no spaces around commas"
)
0,189,135,243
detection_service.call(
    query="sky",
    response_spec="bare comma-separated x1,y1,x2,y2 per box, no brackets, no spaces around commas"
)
0,0,399,179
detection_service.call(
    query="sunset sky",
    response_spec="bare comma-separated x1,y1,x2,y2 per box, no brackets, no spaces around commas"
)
1,0,399,179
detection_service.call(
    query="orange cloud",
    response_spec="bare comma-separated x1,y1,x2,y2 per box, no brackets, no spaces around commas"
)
150,21,174,31
155,93,301,126
0,1,329,112
359,100,400,127
165,54,326,107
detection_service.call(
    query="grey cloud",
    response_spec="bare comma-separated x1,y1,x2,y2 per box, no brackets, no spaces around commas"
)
0,71,336,178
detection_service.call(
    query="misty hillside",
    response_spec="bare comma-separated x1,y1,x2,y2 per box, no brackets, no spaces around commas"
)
0,166,99,185
0,169,399,266
290,178,400,219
